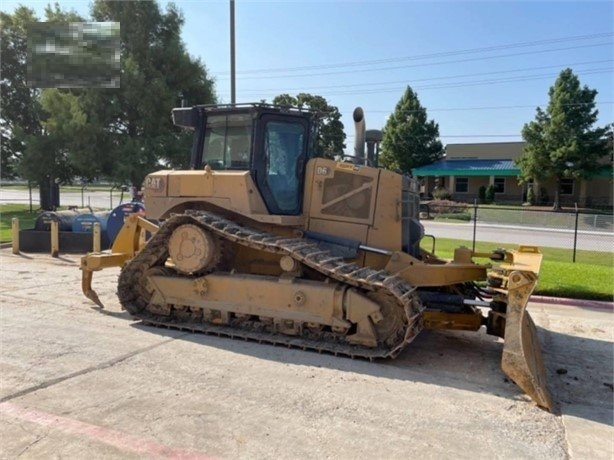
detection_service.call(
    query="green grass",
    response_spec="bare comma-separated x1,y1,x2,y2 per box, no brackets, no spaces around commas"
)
422,237,613,302
434,212,471,222
0,204,38,243
0,184,29,190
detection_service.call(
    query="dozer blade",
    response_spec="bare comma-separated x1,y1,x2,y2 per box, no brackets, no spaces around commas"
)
500,270,553,411
80,214,159,308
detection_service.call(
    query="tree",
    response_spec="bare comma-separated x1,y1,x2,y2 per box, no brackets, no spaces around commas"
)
80,0,217,187
517,68,610,210
272,93,345,158
0,6,42,179
1,5,85,209
2,1,217,192
605,123,613,161
380,86,443,173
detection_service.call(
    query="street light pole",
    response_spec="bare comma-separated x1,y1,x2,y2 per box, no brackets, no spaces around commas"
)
230,0,236,104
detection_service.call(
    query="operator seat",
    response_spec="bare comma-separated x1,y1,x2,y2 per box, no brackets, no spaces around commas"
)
229,137,250,169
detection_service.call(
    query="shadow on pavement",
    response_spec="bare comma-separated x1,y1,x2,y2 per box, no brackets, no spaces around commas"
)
127,321,550,411
128,319,613,424
89,305,134,320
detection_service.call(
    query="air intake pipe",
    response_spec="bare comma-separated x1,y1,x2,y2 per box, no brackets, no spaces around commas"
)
353,107,366,165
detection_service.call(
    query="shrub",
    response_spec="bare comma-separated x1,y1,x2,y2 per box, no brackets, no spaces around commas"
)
428,199,467,214
539,187,549,205
432,187,452,200
485,184,495,203
526,186,535,205
478,185,487,203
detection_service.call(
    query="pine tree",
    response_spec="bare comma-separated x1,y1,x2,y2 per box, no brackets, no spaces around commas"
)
517,68,609,210
380,86,443,173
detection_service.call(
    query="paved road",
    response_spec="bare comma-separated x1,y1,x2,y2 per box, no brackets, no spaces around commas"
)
2,187,612,251
1,250,612,459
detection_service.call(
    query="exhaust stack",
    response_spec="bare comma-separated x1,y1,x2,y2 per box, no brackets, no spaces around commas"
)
353,107,366,165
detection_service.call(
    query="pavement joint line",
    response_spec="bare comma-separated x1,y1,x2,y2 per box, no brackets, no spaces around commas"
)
0,292,95,309
0,333,190,404
0,401,214,459
1,282,82,294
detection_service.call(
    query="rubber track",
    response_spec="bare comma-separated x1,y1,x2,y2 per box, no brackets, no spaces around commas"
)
117,211,424,359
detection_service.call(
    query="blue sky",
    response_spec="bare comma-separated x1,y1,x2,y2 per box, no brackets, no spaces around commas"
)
4,1,613,151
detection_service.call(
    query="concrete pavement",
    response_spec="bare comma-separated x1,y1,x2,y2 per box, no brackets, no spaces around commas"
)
1,249,612,458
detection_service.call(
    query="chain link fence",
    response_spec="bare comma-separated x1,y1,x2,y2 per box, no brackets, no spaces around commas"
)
421,200,614,262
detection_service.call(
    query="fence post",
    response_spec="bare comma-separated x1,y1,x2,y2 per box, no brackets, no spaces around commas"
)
93,222,101,253
11,218,20,255
472,199,478,252
572,203,579,263
28,181,33,213
50,219,59,258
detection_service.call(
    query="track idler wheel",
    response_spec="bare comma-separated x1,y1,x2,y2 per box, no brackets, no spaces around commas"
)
367,291,409,347
168,224,220,274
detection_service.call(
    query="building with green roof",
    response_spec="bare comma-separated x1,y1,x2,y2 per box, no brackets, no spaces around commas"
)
412,142,612,207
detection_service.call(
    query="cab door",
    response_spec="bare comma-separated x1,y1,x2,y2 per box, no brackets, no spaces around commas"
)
253,114,309,215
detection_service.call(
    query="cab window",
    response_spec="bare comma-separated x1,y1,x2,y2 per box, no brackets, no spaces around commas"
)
201,114,252,170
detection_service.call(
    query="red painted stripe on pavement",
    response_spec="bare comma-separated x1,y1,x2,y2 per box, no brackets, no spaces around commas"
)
0,401,215,459
531,295,614,310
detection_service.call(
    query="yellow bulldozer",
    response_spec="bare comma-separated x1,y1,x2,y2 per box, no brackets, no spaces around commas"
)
81,103,551,410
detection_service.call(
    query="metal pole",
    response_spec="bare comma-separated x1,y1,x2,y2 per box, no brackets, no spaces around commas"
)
572,203,579,263
230,0,236,104
472,199,478,252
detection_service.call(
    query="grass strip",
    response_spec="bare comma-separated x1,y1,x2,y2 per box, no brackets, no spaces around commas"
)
423,237,613,301
0,204,38,243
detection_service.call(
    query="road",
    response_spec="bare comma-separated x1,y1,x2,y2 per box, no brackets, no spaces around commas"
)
0,249,612,459
2,186,612,251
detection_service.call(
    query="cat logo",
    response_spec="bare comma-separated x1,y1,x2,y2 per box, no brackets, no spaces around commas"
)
144,176,165,191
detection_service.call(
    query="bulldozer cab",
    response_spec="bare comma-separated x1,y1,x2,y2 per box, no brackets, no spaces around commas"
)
173,104,315,215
